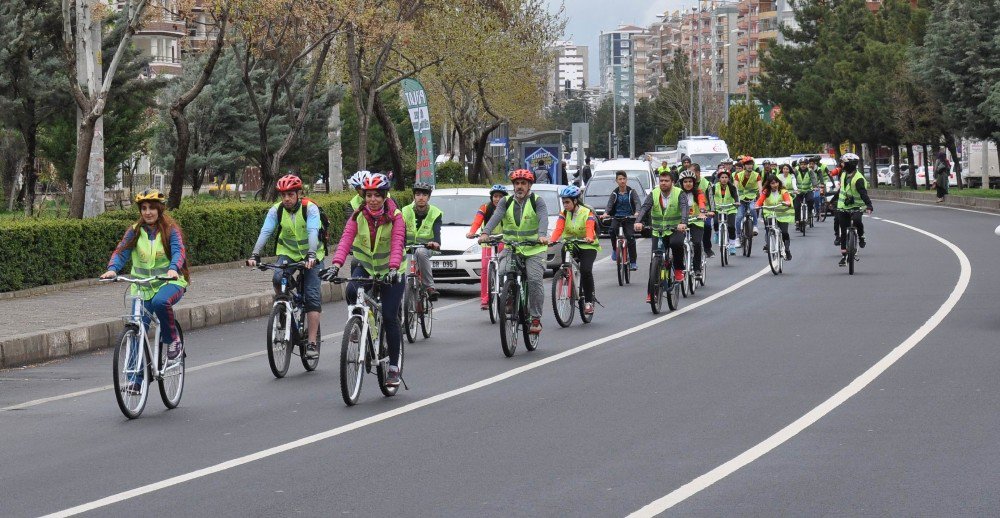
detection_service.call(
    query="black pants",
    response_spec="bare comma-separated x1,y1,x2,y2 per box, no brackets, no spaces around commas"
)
793,193,813,224
347,266,404,367
836,211,865,251
702,216,713,252
566,248,597,302
608,218,637,263
765,220,791,250
718,213,737,240
688,225,705,270
651,233,686,271
935,183,948,199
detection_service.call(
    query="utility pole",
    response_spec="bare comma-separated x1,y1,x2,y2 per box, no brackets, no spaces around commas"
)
610,70,618,158
628,55,635,159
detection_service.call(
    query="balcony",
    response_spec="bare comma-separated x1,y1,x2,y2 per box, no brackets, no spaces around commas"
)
749,66,760,76
738,1,750,14
737,52,748,63
737,35,749,46
139,20,187,38
737,19,748,31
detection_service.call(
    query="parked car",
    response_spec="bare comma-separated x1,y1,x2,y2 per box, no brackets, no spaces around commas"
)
582,175,649,236
427,188,495,284
914,164,958,187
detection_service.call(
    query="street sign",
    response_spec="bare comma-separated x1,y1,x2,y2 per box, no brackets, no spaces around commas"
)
727,96,775,122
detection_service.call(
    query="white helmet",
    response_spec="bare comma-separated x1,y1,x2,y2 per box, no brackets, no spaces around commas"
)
348,170,371,189
841,153,860,163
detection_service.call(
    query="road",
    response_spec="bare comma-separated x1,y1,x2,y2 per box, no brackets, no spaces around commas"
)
1,201,997,517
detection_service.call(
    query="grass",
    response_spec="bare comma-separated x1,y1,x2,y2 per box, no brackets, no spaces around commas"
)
876,185,1000,198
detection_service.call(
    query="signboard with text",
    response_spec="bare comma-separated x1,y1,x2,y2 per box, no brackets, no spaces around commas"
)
400,78,436,185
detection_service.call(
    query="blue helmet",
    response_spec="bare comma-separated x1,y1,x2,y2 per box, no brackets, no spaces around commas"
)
559,185,581,199
489,184,508,195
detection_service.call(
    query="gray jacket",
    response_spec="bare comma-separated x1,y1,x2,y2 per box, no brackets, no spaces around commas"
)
482,193,549,237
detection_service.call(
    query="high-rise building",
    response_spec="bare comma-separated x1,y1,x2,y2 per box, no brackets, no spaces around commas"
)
546,41,590,107
598,25,652,107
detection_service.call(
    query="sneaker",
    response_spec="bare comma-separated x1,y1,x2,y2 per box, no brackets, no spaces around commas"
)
305,342,319,359
809,220,814,228
645,293,652,303
529,318,542,335
385,366,400,387
122,380,143,395
695,271,703,281
611,250,618,262
674,270,684,282
629,262,638,271
426,287,439,301
839,256,847,267
584,302,594,315
728,245,736,256
705,249,715,258
785,250,792,261
859,237,866,248
753,227,759,236
834,236,841,246
481,303,489,311
166,339,184,360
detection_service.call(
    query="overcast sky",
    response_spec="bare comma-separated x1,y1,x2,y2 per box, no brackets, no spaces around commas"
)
551,0,693,87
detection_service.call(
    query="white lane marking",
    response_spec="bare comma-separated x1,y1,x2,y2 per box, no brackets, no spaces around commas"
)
627,217,972,517
1,298,477,412
882,199,1000,217
41,266,773,518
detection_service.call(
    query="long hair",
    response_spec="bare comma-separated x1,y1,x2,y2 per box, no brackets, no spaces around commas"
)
778,164,794,176
127,201,190,281
761,175,784,198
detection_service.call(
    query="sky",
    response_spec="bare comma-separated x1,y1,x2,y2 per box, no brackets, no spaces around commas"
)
550,0,691,87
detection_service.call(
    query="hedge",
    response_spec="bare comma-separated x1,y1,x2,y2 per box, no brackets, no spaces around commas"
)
0,190,414,292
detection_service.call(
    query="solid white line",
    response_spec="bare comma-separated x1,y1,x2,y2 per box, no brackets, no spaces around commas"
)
627,217,972,517
882,199,1000,217
41,266,773,518
1,298,477,412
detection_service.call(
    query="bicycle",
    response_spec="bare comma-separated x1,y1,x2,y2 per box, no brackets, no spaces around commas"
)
607,216,635,286
497,240,542,357
100,275,185,419
761,204,787,275
796,193,809,236
681,229,699,296
482,235,503,325
739,199,755,257
716,203,735,267
647,230,681,314
843,209,865,275
330,276,404,406
551,239,595,327
402,245,433,343
256,262,321,378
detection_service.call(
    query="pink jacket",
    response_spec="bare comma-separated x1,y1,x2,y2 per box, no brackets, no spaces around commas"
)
332,199,405,269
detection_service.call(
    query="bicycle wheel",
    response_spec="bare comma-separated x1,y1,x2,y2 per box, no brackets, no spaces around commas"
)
420,293,433,338
667,274,681,311
799,208,807,236
266,305,293,378
847,230,858,275
648,257,663,314
616,242,625,286
339,315,365,406
522,290,539,352
112,325,149,419
741,216,752,257
720,223,729,267
377,326,403,397
487,260,498,324
698,257,707,287
158,324,185,409
552,266,575,327
300,322,320,371
768,230,781,275
498,278,519,357
403,286,418,343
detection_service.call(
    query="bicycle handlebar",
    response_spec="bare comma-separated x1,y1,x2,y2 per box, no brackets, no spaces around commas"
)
327,276,393,286
99,275,173,285
760,204,790,210
256,262,305,272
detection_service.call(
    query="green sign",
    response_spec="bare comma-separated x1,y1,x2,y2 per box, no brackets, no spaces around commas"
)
400,78,436,185
727,95,776,122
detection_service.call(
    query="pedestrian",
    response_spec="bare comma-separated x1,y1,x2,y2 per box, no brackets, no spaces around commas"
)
933,151,949,203
579,157,593,186
560,160,568,185
534,159,550,184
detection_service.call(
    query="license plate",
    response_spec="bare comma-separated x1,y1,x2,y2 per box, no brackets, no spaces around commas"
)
432,260,456,269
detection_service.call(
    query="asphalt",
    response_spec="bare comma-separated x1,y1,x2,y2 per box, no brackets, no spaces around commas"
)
1,201,997,517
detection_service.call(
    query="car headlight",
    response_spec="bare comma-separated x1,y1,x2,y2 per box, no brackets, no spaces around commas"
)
464,243,482,255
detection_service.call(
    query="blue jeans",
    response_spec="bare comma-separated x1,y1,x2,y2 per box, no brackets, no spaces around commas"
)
273,255,324,313
812,190,824,215
142,283,185,343
347,266,404,367
736,200,758,237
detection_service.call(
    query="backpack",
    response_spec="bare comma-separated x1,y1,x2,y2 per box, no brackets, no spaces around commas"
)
276,198,331,254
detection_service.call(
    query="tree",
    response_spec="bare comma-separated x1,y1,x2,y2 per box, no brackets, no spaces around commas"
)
61,0,150,218
655,52,695,139
718,104,768,157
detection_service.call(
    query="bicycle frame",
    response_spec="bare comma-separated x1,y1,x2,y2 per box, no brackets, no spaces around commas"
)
106,276,176,381
348,284,385,369
260,263,306,347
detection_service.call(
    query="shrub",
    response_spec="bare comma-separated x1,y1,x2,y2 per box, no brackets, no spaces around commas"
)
435,161,466,184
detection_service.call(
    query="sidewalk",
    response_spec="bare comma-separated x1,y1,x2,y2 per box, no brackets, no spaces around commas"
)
0,262,343,368
868,188,1000,213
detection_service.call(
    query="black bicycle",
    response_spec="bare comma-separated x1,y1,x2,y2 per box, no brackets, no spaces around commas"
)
739,199,756,257
257,262,321,378
606,216,635,286
403,245,433,343
497,240,542,357
843,209,865,275
647,231,681,314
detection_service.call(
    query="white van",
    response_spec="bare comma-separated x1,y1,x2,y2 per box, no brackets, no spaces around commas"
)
676,136,731,178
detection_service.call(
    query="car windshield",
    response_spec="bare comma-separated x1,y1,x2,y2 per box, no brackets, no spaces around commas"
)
594,169,651,191
584,177,644,208
690,153,729,171
432,194,491,226
533,189,560,214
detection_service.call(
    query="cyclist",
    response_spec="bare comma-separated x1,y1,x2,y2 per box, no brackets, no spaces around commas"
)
755,175,794,261
678,170,708,280
657,160,671,177
693,163,715,259
830,158,845,245
836,153,874,267
735,155,762,242
635,169,690,301
467,184,507,310
760,158,776,179
101,189,189,370
809,157,830,217
479,169,549,335
776,163,798,197
713,169,740,255
247,175,325,359
549,185,600,315
794,159,818,229
600,170,641,271
401,182,442,301
323,173,406,387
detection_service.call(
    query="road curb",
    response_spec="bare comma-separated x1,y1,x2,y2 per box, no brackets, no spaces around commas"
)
0,283,345,369
869,189,1000,213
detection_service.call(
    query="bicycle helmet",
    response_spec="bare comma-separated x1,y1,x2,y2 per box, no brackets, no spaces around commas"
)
413,182,433,193
361,172,391,191
276,174,303,192
678,170,697,181
559,185,581,199
348,170,370,189
716,169,731,179
742,156,755,165
134,188,165,204
841,153,860,163
509,169,535,183
489,184,508,195
761,159,774,166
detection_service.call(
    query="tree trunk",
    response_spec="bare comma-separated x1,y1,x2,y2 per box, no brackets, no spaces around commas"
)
868,142,878,189
19,116,39,215
472,120,504,184
891,144,902,189
943,133,962,189
921,143,930,189
374,95,405,189
69,114,97,218
168,107,192,205
905,143,917,189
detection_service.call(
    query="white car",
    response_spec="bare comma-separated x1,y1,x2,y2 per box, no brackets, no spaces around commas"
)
914,164,959,187
590,158,654,193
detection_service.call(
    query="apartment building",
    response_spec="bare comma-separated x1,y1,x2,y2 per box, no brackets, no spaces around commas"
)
598,25,653,107
546,41,590,107
117,0,217,77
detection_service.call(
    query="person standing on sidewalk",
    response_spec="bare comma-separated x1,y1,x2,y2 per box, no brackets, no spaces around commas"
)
933,151,950,203
246,174,325,360
101,189,189,361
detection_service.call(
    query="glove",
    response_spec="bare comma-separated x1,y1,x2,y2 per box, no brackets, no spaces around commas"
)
320,265,340,281
246,254,260,267
387,269,400,283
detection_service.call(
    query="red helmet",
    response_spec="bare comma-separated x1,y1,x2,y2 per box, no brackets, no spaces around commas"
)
361,172,391,191
509,169,535,183
740,156,755,165
276,174,303,192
